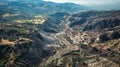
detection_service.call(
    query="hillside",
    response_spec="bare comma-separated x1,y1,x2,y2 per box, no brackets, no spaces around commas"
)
0,0,87,23
0,1,120,67
40,10,120,67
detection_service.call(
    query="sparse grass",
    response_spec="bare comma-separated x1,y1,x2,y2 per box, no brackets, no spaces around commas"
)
14,52,21,59
42,59,58,67
4,27,29,34
0,59,7,67
0,43,22,66
8,37,18,42
68,51,80,55
62,51,80,57
0,45,11,67
60,43,66,48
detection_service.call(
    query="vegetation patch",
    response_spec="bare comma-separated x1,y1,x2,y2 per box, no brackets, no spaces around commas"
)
62,51,80,57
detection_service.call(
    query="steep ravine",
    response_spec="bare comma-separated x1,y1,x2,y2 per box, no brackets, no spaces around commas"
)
1,10,120,67
39,10,120,67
